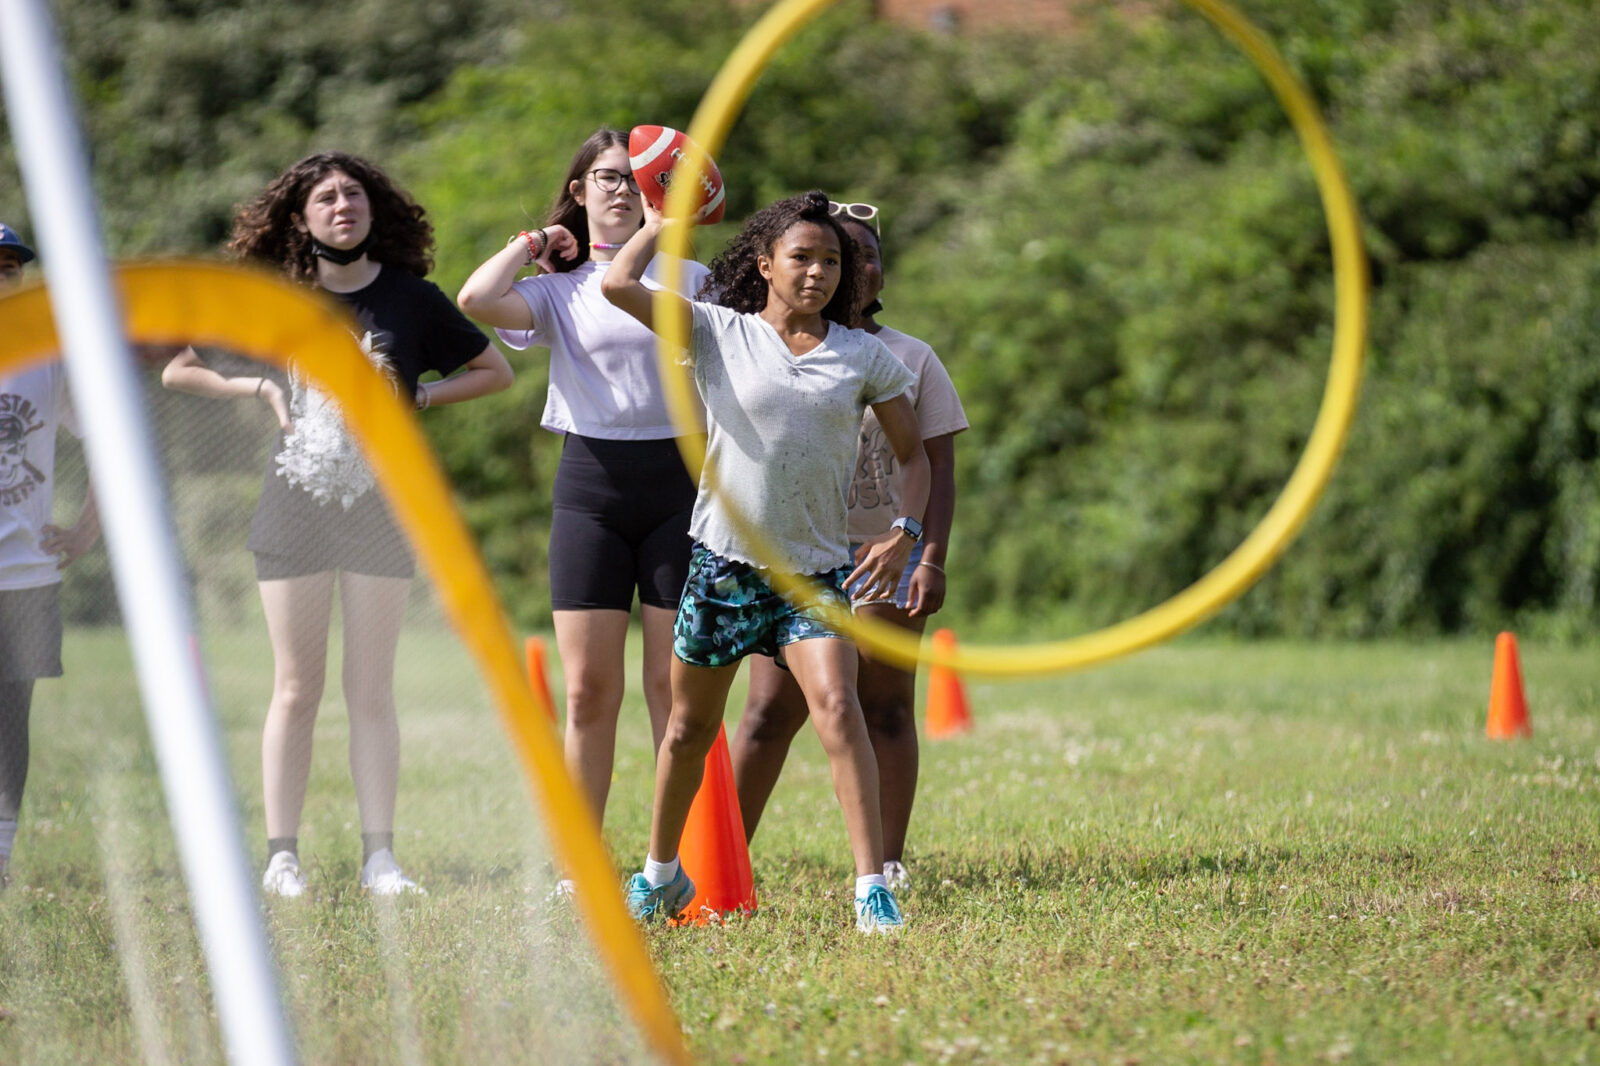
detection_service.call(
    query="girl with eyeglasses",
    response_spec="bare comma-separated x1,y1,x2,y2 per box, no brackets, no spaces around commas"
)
602,190,929,933
730,200,967,895
457,129,711,890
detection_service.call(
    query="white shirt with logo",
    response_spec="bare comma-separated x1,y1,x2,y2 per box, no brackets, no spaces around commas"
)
846,326,969,540
0,364,78,590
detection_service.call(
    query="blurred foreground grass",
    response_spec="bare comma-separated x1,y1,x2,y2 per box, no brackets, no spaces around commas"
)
2,633,1598,1064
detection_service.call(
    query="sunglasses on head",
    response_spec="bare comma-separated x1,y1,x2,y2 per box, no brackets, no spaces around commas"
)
828,200,880,235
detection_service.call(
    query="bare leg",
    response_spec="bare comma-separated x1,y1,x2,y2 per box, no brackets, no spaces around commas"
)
639,604,677,753
258,574,335,839
855,602,927,863
553,608,631,826
646,657,740,863
729,655,810,843
339,572,411,835
783,637,882,878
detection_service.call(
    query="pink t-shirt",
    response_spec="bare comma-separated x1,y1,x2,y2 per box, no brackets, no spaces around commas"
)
846,326,968,540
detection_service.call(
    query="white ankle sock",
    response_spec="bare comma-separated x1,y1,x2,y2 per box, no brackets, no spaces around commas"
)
643,856,681,888
856,873,888,898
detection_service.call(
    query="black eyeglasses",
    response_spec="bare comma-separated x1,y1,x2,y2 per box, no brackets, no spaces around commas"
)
586,168,641,195
829,200,880,235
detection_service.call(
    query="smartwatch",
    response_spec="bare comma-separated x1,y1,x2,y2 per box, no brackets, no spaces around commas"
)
890,516,923,543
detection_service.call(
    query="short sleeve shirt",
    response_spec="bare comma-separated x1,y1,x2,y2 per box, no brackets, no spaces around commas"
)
687,303,915,573
0,364,79,590
846,326,968,540
248,266,487,553
496,254,711,439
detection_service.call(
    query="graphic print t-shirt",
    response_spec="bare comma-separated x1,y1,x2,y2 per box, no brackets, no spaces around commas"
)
247,267,486,553
846,326,968,540
0,364,79,590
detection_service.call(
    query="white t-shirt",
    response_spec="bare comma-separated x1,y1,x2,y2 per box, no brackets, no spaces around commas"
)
496,253,710,439
687,303,915,573
0,364,79,590
847,326,969,540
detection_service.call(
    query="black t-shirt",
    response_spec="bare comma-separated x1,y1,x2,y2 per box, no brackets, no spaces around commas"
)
247,265,488,562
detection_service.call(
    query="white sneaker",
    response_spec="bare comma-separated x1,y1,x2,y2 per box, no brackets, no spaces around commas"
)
883,860,910,892
261,851,306,898
360,848,424,896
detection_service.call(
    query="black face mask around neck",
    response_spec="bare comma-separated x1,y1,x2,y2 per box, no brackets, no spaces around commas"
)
310,233,373,266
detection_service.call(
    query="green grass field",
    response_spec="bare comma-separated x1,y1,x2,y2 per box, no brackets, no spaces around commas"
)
3,630,1599,1065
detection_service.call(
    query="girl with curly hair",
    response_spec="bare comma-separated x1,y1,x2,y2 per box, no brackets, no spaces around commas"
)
455,129,710,889
163,152,513,896
602,190,929,933
732,201,968,894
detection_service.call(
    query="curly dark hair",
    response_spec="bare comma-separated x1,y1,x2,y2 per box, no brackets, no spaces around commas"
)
542,128,633,274
702,190,862,326
228,152,433,281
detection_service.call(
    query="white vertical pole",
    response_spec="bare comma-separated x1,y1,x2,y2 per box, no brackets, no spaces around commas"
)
0,4,297,1065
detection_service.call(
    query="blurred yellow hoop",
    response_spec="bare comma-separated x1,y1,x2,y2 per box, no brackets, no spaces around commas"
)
0,263,692,1066
653,0,1368,677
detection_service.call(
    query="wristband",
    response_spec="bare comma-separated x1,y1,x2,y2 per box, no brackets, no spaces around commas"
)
254,377,266,398
917,560,945,576
517,230,545,264
415,383,431,411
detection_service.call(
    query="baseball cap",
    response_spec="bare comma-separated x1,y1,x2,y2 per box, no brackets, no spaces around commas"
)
0,222,36,263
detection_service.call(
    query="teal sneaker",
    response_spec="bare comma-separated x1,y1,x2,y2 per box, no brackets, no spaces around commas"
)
626,868,696,923
855,884,905,934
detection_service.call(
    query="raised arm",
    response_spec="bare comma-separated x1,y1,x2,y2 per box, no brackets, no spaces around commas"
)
161,346,290,430
456,226,580,330
599,212,691,334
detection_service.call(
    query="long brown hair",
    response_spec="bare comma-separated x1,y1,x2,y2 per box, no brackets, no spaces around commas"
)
541,128,633,274
229,152,434,282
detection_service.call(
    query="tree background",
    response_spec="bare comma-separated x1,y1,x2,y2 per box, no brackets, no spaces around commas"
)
2,0,1596,638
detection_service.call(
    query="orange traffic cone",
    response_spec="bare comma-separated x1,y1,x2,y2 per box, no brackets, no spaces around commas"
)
671,725,757,925
925,627,973,739
1485,631,1531,739
524,635,557,723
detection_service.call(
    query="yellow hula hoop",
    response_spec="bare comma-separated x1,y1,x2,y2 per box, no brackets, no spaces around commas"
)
0,264,693,1066
654,0,1369,678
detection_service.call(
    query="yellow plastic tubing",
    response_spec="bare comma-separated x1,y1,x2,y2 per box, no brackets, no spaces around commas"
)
0,264,692,1066
655,0,1369,678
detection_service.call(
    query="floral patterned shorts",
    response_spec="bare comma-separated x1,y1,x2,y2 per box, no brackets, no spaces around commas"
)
673,543,851,668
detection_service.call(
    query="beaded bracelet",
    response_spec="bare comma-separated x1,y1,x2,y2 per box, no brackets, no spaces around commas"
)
517,229,548,264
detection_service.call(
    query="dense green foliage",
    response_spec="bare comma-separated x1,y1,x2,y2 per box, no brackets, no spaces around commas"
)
4,0,1598,636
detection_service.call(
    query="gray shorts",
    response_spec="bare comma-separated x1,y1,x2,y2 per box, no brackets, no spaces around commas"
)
0,584,63,681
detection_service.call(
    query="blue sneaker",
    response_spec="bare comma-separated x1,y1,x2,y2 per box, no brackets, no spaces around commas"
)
855,884,905,934
626,868,696,923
